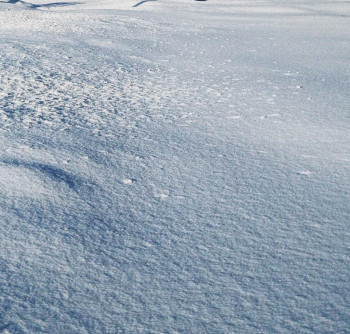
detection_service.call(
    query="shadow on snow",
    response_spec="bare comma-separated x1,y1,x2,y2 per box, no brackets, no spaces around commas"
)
132,0,156,8
4,0,81,9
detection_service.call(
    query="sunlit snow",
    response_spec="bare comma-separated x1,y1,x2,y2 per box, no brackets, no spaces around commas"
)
0,0,349,332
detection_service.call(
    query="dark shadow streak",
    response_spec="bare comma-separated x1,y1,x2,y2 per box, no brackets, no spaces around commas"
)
4,0,81,9
30,1,81,9
2,159,83,190
133,0,156,8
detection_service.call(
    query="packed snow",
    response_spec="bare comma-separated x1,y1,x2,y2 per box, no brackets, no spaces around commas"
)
0,0,349,332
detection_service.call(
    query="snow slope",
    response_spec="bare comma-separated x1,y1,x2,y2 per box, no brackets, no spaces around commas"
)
0,0,349,332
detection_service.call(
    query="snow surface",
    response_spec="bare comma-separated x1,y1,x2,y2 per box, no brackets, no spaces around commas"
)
0,0,349,332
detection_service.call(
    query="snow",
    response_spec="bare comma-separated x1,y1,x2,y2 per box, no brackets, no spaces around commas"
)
0,0,349,332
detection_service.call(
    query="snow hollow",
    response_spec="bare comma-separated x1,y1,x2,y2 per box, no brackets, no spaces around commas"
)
0,0,349,332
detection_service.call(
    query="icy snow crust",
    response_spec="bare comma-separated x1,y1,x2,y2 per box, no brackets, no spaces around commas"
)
0,0,349,332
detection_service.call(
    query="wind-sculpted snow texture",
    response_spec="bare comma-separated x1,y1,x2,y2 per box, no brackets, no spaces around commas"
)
0,0,349,333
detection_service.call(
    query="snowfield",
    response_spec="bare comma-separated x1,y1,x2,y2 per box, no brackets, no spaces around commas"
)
0,0,349,332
